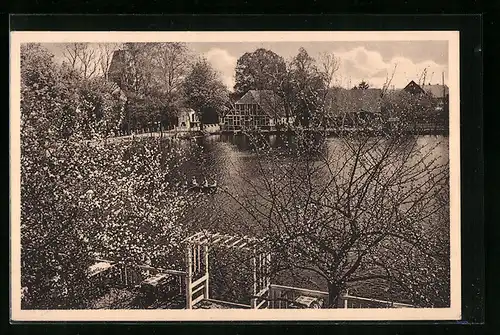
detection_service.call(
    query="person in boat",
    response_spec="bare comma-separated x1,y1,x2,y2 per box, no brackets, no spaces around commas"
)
191,176,199,187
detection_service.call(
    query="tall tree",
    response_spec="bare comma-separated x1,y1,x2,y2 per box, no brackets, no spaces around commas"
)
121,43,159,96
289,48,327,127
316,52,340,129
234,48,287,98
183,58,229,130
20,43,93,308
357,81,370,90
152,43,192,130
20,43,202,308
116,43,192,132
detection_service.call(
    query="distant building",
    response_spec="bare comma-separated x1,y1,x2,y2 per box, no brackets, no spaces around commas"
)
222,90,291,131
403,80,426,95
422,84,449,99
177,108,200,131
402,80,449,113
328,88,383,126
402,80,449,101
107,50,130,88
422,84,449,112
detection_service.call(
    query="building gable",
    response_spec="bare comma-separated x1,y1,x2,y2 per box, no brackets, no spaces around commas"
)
403,80,426,95
331,88,382,114
235,90,285,118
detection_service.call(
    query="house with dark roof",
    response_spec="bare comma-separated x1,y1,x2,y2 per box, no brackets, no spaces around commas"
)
422,84,449,99
422,84,449,112
402,80,449,113
403,80,426,95
221,90,291,131
326,88,383,128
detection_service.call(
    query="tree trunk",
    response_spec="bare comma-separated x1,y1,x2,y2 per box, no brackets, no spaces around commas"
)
327,282,342,308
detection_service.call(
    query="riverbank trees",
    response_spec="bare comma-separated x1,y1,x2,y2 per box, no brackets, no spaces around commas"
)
183,58,231,130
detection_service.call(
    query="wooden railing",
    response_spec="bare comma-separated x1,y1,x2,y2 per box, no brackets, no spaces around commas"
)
251,286,271,309
341,294,414,308
88,260,186,293
269,284,329,309
87,260,414,309
268,284,415,309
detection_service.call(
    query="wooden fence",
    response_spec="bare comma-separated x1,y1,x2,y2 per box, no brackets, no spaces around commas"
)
87,260,414,309
88,260,186,294
268,284,415,309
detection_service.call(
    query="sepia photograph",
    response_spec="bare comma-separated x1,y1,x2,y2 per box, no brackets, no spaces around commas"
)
10,31,460,321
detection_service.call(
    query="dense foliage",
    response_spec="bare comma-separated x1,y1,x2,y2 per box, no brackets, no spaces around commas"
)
183,59,231,129
20,44,199,309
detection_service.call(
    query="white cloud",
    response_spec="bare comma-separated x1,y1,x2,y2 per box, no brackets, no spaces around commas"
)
201,46,448,91
333,47,448,89
204,48,237,90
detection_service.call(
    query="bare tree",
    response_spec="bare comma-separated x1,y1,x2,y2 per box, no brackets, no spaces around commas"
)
381,63,398,97
62,43,99,80
63,43,82,77
317,52,340,129
223,132,450,308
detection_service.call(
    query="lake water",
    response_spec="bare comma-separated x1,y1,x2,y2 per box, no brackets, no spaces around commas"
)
163,134,450,303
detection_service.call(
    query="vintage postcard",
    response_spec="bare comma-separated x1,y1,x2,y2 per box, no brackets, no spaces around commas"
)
10,31,460,321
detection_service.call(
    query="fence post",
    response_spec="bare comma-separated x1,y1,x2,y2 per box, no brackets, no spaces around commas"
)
251,250,257,309
269,286,274,309
185,245,193,309
204,245,209,300
343,289,349,309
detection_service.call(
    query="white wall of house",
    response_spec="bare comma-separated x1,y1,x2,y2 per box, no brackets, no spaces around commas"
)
177,109,200,131
203,124,221,133
275,116,295,125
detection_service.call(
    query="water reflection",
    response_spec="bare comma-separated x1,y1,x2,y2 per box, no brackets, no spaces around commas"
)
164,133,449,303
169,134,449,231
176,133,448,180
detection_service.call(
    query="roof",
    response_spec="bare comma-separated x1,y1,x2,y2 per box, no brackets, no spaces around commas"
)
331,88,382,114
108,50,128,84
88,261,114,277
235,90,285,117
422,84,449,99
179,107,196,115
403,80,426,95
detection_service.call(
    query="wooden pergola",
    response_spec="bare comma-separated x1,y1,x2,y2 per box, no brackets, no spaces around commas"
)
182,230,271,309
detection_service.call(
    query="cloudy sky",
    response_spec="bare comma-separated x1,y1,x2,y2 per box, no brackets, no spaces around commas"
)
43,41,448,90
